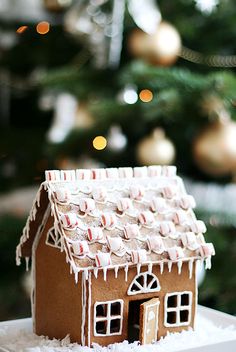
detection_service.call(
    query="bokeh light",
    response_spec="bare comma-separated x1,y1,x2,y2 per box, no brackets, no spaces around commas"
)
36,21,50,35
16,26,28,34
139,89,153,103
93,136,107,150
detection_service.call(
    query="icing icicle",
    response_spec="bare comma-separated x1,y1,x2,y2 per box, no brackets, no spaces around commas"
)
168,261,172,272
124,264,129,282
25,257,30,272
114,266,119,278
148,262,153,274
177,260,183,275
205,256,212,270
160,261,164,274
188,258,194,279
93,268,98,279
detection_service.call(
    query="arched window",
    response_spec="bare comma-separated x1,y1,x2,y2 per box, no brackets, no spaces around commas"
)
128,272,161,296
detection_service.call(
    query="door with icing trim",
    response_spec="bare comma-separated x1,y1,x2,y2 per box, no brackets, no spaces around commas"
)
139,297,160,344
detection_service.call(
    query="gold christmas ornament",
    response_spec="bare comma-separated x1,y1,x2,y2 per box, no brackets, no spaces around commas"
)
43,0,72,12
128,21,181,66
75,103,94,129
193,120,236,176
137,128,175,165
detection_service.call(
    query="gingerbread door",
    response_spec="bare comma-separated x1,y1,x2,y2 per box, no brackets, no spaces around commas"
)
139,297,160,344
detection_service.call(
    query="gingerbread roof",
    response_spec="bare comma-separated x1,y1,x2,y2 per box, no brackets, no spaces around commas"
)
16,166,215,282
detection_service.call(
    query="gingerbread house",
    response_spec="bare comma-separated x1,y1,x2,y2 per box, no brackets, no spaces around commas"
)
16,166,215,346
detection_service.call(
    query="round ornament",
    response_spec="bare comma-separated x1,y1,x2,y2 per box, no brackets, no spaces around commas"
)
107,125,127,152
193,120,236,176
75,103,94,129
128,21,181,66
136,128,175,165
43,0,72,12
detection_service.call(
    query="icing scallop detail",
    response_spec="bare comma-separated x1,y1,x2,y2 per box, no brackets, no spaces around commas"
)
190,220,206,233
172,210,187,225
147,236,165,254
101,213,117,228
159,221,176,237
118,167,133,178
131,249,147,263
72,240,90,256
106,168,119,179
54,187,71,203
167,246,184,261
87,227,103,241
181,232,199,250
199,243,215,257
148,165,162,177
117,198,133,212
92,187,107,202
130,185,145,200
138,211,155,226
176,195,196,210
91,168,106,180
95,252,112,267
123,224,140,239
45,170,61,182
134,166,148,178
162,186,177,199
79,198,96,213
76,169,91,180
60,170,76,181
107,236,124,253
161,166,177,177
150,197,167,213
60,213,80,229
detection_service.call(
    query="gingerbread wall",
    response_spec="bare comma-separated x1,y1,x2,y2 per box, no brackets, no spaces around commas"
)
34,215,83,343
89,262,196,346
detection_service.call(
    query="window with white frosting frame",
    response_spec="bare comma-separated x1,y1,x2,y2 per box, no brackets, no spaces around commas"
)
128,272,161,295
46,227,62,249
164,291,192,327
94,300,123,336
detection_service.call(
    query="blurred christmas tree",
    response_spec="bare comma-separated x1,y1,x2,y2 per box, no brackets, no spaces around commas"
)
1,0,236,320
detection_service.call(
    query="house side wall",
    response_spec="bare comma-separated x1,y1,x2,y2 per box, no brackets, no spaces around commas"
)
34,215,83,343
89,262,196,346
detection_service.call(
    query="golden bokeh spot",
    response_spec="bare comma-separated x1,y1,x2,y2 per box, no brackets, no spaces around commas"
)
16,26,28,34
139,89,153,103
36,21,50,35
93,136,107,150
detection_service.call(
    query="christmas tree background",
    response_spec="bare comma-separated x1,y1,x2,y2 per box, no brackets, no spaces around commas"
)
1,0,236,320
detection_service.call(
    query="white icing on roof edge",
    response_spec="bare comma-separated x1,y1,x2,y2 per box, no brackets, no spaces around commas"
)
45,166,177,182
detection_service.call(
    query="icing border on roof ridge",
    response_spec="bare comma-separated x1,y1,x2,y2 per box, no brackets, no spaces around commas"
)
45,165,177,182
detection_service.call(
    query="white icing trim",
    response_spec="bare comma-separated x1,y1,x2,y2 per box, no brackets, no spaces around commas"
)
93,299,124,336
88,272,92,347
128,271,161,296
31,205,51,334
164,291,192,327
81,271,86,346
45,166,176,182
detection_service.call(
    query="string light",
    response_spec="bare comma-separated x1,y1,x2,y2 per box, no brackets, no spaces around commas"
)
180,46,236,68
139,89,153,103
16,26,28,34
93,136,107,150
36,21,50,35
